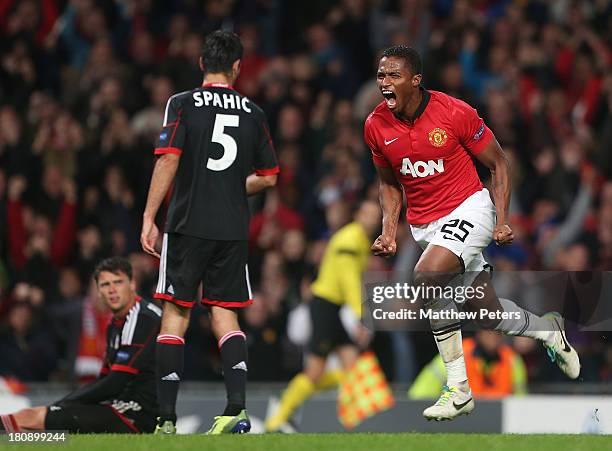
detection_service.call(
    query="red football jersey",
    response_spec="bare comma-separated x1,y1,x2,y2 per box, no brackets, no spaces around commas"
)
364,89,494,225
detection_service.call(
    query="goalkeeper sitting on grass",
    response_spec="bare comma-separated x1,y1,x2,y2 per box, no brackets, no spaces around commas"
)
265,201,380,432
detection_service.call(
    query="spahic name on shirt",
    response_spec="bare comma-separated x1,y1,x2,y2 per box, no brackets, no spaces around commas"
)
192,91,252,113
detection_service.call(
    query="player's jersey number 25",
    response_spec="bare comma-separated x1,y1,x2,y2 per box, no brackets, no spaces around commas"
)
208,113,239,171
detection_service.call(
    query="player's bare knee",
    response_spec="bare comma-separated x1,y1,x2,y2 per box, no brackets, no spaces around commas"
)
160,303,190,336
412,270,446,299
209,306,240,337
163,301,190,319
209,314,225,336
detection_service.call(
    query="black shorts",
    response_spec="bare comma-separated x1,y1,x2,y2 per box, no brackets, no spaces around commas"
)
44,403,154,434
154,232,253,309
308,296,353,357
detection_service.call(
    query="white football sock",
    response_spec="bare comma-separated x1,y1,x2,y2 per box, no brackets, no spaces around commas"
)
495,298,554,345
432,325,468,387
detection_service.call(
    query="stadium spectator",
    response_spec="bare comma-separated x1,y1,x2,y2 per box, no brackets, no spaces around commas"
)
45,266,85,379
0,300,58,382
6,172,77,272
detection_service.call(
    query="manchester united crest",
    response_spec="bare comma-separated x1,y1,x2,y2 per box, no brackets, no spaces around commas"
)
428,128,447,147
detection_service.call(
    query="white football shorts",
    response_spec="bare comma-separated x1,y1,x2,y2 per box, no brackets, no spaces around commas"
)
410,188,496,273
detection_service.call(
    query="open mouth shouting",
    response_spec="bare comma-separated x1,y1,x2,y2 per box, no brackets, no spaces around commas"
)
382,89,397,110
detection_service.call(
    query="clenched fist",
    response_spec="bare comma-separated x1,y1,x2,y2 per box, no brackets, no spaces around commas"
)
493,224,514,246
371,234,397,257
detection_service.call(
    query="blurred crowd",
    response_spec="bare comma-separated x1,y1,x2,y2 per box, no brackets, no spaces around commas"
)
0,0,611,393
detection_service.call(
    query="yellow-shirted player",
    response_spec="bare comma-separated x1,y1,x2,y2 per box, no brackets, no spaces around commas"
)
265,200,381,432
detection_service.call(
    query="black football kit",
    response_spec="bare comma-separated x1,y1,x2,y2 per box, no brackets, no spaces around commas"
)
153,83,278,308
45,297,161,433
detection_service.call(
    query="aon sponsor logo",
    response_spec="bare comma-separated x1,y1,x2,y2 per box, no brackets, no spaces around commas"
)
399,157,444,177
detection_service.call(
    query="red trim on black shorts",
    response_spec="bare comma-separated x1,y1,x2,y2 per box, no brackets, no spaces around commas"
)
255,166,280,176
154,147,182,156
201,297,254,308
108,406,140,433
154,293,196,308
157,335,185,345
111,364,139,375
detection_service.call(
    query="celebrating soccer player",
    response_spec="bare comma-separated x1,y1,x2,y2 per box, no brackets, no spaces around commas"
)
365,46,580,421
140,30,279,434
0,257,161,433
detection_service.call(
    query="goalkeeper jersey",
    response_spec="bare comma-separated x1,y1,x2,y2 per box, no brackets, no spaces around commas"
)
311,222,371,317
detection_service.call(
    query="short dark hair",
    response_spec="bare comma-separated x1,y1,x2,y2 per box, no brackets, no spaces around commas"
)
381,45,422,75
201,30,243,75
93,257,132,282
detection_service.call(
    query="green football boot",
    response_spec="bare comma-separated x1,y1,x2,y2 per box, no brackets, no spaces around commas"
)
154,417,177,434
206,409,251,434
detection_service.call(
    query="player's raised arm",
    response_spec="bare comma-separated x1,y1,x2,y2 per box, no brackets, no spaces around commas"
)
473,138,514,246
372,164,402,257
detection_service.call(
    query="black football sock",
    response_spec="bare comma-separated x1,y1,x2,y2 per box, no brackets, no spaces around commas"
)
218,331,248,416
156,334,185,423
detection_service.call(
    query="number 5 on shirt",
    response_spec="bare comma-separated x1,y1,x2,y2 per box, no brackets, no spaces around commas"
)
208,113,239,171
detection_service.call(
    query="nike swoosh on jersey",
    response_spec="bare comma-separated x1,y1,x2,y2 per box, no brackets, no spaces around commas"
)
453,398,473,410
384,137,399,145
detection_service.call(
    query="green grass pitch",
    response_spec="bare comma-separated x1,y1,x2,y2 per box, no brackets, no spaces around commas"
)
5,433,608,451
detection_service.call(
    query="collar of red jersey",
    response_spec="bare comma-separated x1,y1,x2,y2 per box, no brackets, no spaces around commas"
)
393,86,431,125
412,86,431,121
